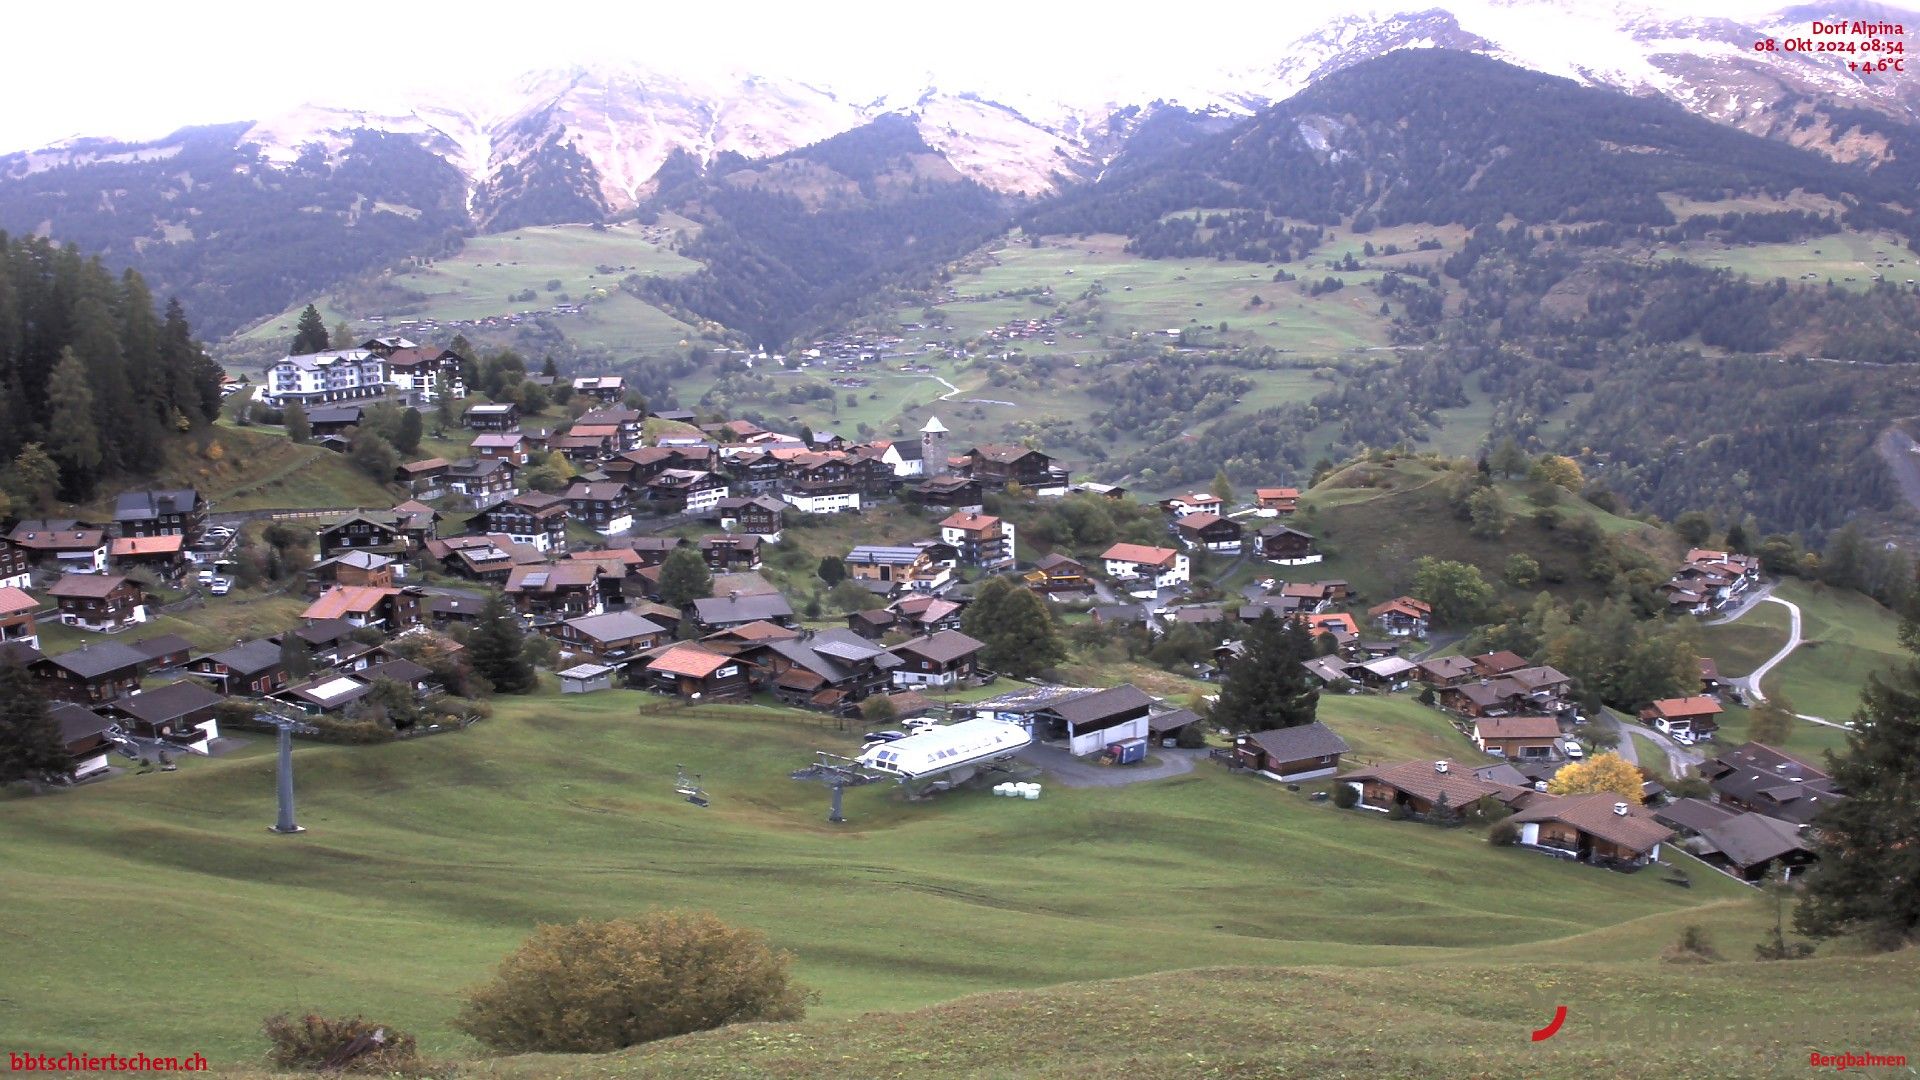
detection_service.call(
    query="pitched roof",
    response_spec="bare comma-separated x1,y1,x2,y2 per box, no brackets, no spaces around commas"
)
1653,797,1739,834
1644,696,1723,719
1418,655,1479,681
939,511,1000,531
1470,650,1530,674
202,637,283,675
1242,721,1351,762
647,644,736,679
48,573,134,599
112,488,200,520
1475,715,1563,740
0,586,38,617
691,593,795,624
7,521,105,550
42,642,148,679
1255,487,1300,499
302,585,402,620
1343,759,1534,808
1510,793,1675,854
1695,813,1810,868
107,679,222,724
127,634,192,662
1049,684,1155,726
49,701,113,744
1368,596,1432,619
1174,512,1238,533
891,629,985,665
562,610,666,642
1101,543,1178,567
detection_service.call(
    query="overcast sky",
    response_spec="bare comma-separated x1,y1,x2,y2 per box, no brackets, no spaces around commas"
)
6,0,1788,151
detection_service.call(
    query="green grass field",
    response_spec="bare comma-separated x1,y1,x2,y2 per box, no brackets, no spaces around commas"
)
1694,600,1792,678
1761,581,1907,723
2,679,1787,1068
1660,226,1918,292
71,424,396,517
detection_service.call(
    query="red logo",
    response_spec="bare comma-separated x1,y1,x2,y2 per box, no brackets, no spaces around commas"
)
1531,1006,1568,1042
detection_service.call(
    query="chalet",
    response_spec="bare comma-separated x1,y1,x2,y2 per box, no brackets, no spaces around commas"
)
389,500,440,547
1342,759,1538,817
846,544,954,594
548,610,669,666
637,643,751,700
356,657,438,699
470,433,531,466
264,349,389,407
1072,481,1127,500
373,344,466,404
474,492,570,552
272,673,377,716
1252,524,1320,565
964,445,1068,495
506,563,606,622
1700,742,1845,826
559,663,617,694
1029,684,1156,757
48,702,115,781
650,408,698,424
8,520,109,573
188,638,289,696
700,535,764,573
444,458,518,507
1640,696,1723,739
714,495,786,541
317,513,407,559
760,629,901,709
310,551,397,592
1441,677,1531,718
690,592,796,632
1255,487,1300,513
1510,794,1674,867
113,488,205,539
396,458,451,499
1417,655,1478,688
1234,722,1350,781
1301,653,1356,686
0,586,42,651
1302,612,1360,648
1368,596,1433,637
847,609,897,640
904,474,984,512
102,680,223,749
1173,512,1244,554
644,469,729,514
463,402,521,431
888,629,985,688
610,536,687,567
1161,492,1225,517
718,451,785,496
315,434,353,454
0,538,30,588
1024,552,1091,595
47,574,148,633
301,585,424,632
877,438,923,477
889,593,965,634
1663,549,1764,614
549,423,618,462
576,406,644,452
570,375,626,402
565,482,634,536
1470,651,1530,678
426,534,536,584
1698,656,1726,696
781,456,860,515
34,643,146,704
1101,543,1189,589
1353,655,1420,691
939,512,1016,570
425,593,488,627
304,404,367,438
279,618,361,667
1690,812,1817,882
1473,715,1565,760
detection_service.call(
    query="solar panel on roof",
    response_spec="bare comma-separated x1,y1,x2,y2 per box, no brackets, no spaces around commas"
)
522,572,549,587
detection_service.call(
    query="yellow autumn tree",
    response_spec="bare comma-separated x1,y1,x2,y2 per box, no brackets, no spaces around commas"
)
1530,454,1583,491
1546,751,1644,804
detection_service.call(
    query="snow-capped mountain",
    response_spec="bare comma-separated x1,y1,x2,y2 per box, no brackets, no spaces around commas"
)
11,1,1918,219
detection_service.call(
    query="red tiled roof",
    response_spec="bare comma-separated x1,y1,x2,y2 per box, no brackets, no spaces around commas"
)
109,536,184,556
1102,543,1178,567
648,644,734,678
302,585,399,620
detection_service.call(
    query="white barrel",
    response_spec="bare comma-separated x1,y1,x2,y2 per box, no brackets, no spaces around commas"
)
1023,785,1039,800
993,783,1011,796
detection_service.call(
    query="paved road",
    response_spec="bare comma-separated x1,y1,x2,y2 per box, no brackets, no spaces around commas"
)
1722,594,1855,731
1704,582,1775,626
1609,710,1704,778
1016,743,1203,787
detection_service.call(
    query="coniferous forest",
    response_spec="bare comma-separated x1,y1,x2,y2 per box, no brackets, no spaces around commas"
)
0,233,226,501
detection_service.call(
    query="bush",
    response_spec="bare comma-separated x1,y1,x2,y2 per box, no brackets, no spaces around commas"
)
1385,802,1408,821
1662,925,1722,964
1174,722,1207,749
1488,820,1520,846
261,1013,420,1074
456,911,813,1052
1331,783,1358,809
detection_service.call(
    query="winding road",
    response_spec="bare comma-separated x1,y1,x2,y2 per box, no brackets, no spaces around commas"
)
1713,592,1854,731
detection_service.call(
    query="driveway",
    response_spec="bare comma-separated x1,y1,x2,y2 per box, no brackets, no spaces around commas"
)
1016,742,1203,787
1610,712,1705,779
1703,582,1775,625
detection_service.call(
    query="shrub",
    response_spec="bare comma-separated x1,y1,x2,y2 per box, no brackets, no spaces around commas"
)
1488,820,1520,846
455,911,813,1052
1174,722,1207,749
1331,783,1358,809
1385,802,1408,821
261,1013,420,1074
1662,925,1722,964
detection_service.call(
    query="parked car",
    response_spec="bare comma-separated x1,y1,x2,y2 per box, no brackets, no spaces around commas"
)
1563,741,1585,760
197,568,216,585
208,577,232,596
861,730,907,745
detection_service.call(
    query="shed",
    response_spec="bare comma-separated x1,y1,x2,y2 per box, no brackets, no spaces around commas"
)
559,662,617,695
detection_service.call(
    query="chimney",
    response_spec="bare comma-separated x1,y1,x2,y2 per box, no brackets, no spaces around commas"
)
1613,802,1630,816
1433,761,1449,774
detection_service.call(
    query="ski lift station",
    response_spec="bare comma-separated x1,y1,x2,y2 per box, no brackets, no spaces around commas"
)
856,718,1031,780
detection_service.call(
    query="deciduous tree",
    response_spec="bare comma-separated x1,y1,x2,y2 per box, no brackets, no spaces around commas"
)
1413,557,1493,627
1546,751,1644,803
658,547,714,609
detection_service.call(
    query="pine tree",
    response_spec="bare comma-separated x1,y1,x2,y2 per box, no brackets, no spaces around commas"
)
0,661,69,785
816,555,845,585
658,548,713,609
283,400,311,443
1212,612,1320,732
468,593,536,694
1794,570,1920,950
292,305,329,353
541,355,558,378
395,408,424,455
45,348,102,494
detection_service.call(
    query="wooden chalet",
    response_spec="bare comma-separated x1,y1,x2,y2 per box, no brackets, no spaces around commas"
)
1024,552,1092,594
188,638,288,696
636,643,751,700
47,573,148,633
1255,487,1300,513
33,642,146,705
887,629,985,688
1234,722,1350,781
1510,794,1674,867
112,488,206,539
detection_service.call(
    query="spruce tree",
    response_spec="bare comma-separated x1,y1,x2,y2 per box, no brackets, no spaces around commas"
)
1212,612,1320,732
1794,571,1920,950
816,555,845,585
658,547,714,609
45,349,102,494
468,593,536,694
292,304,329,353
395,409,424,455
0,661,69,785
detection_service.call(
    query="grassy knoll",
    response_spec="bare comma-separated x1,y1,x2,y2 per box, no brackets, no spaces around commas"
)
1660,226,1918,292
1761,580,1906,723
430,950,1920,1080
1296,457,1684,610
1694,600,1792,678
2,680,1772,1067
70,424,396,517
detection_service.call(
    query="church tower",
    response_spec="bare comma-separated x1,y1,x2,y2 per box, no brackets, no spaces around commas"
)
921,416,949,477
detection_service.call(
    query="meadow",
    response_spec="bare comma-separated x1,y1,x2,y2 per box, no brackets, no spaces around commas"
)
1760,580,1908,723
0,679,1775,1068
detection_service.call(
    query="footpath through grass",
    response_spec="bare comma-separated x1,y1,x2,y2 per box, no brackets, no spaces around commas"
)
1,681,1760,1066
